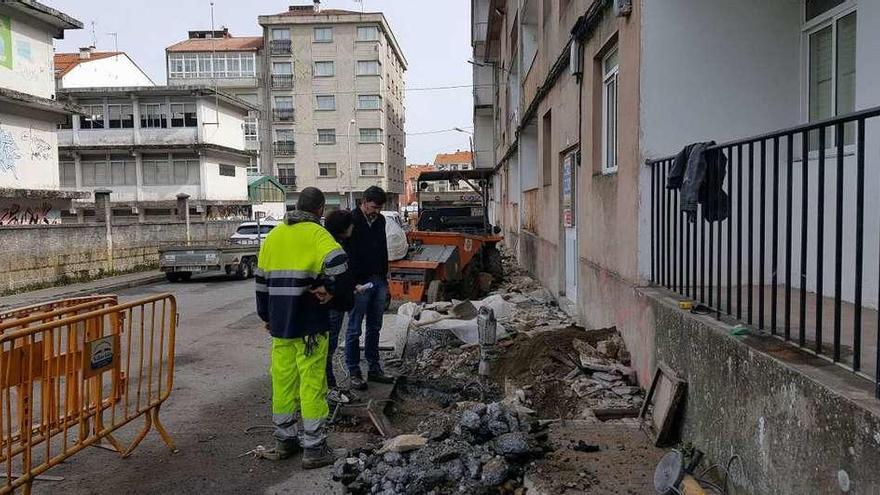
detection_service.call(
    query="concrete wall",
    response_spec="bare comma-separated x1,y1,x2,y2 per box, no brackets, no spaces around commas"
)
643,287,880,495
0,220,240,293
0,7,55,99
202,153,248,201
200,97,247,150
60,55,154,88
0,111,59,189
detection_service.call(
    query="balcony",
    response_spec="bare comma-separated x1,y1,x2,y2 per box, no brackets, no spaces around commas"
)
273,141,296,156
278,175,297,191
270,39,292,55
273,108,295,122
271,74,294,89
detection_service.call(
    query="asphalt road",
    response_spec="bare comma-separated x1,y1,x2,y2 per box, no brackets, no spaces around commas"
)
32,274,368,495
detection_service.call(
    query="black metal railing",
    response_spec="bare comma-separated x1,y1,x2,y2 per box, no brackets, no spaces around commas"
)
647,106,880,397
270,39,292,55
273,108,295,122
271,74,294,89
273,141,296,156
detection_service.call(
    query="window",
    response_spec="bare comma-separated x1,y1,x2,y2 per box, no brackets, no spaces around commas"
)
170,103,197,127
173,159,200,184
357,94,381,110
807,9,856,145
58,115,72,130
314,27,333,42
314,61,335,77
316,95,336,111
139,103,166,128
219,164,236,177
275,96,293,109
601,47,619,173
278,164,296,187
272,62,292,75
244,117,258,142
59,161,76,187
142,156,172,185
107,104,134,129
271,28,291,40
360,162,381,177
81,159,109,186
318,162,337,177
80,105,104,130
357,60,380,76
806,0,845,21
276,129,295,142
357,26,380,42
359,128,382,143
317,128,336,144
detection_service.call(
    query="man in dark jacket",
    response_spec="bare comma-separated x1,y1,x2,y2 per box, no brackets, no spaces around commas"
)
344,186,392,390
255,187,352,468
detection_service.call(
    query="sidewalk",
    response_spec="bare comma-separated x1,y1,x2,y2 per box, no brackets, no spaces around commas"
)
0,271,166,311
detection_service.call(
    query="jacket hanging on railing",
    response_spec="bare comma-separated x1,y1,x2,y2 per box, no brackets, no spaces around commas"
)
666,141,729,223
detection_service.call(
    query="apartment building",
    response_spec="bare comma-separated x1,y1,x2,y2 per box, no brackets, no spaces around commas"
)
434,150,474,191
166,29,264,174
55,86,257,222
55,47,153,90
0,0,85,225
258,3,407,210
475,0,880,492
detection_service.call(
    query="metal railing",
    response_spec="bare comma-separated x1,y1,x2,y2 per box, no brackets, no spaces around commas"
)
647,106,880,397
269,39,292,55
273,108,295,122
273,141,296,156
271,74,294,89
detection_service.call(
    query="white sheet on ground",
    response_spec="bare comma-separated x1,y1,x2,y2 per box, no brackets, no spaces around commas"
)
396,295,513,345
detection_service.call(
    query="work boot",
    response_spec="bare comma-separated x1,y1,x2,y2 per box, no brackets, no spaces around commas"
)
302,444,346,470
259,438,300,460
349,373,368,391
367,368,396,384
326,387,352,404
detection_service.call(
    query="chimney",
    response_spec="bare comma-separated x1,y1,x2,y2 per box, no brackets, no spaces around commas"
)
313,0,320,12
78,46,94,60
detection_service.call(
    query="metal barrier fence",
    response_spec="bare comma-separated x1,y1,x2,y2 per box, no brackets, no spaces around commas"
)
0,294,177,493
647,106,880,398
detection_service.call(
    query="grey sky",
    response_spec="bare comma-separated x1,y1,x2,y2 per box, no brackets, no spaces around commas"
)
46,0,474,165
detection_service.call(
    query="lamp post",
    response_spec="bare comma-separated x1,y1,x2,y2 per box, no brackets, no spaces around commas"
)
347,118,356,209
453,127,475,170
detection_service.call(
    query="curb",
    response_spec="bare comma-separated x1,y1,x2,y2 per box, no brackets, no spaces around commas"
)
0,272,166,311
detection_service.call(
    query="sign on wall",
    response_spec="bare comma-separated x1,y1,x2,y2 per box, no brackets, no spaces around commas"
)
0,15,11,70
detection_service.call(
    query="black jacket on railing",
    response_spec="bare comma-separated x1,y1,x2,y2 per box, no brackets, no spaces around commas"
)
667,141,729,223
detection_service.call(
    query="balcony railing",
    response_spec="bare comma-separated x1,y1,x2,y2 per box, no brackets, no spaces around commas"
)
270,39,292,55
278,175,297,190
271,74,294,89
273,141,296,156
273,108,295,122
647,105,880,397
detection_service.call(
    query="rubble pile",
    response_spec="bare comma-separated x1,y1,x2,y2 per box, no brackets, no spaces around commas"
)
333,401,548,494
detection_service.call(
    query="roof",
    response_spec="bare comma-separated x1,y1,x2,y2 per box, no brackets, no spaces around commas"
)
0,0,82,34
278,8,363,16
54,52,121,78
0,86,82,116
405,164,435,180
57,85,260,112
418,169,494,182
248,175,284,189
166,36,263,53
434,151,473,165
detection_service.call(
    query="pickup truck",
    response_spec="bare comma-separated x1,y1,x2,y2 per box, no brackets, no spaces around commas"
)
158,244,259,282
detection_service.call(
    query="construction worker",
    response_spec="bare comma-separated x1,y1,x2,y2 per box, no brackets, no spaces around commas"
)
255,187,351,468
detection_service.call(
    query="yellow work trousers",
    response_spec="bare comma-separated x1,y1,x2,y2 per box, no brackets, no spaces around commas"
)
270,334,329,448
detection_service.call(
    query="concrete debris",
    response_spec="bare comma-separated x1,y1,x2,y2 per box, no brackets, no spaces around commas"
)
332,401,549,494
377,434,427,454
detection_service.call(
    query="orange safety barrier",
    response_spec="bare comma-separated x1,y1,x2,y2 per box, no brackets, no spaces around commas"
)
0,294,178,494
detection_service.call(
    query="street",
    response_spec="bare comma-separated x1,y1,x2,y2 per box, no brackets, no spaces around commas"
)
32,275,359,495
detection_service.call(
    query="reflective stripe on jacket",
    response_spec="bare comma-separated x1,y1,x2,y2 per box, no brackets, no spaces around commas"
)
255,216,350,339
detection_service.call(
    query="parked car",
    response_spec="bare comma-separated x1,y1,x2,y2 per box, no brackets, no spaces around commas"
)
229,220,280,245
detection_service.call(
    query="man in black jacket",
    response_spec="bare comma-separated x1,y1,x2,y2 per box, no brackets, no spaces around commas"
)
344,186,392,389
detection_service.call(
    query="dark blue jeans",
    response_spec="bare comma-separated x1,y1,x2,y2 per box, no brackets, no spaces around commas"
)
344,276,388,375
326,309,345,388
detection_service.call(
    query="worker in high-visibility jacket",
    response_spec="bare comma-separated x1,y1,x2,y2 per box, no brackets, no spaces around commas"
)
255,187,352,468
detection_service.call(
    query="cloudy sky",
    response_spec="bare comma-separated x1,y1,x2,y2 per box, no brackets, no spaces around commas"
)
47,0,474,165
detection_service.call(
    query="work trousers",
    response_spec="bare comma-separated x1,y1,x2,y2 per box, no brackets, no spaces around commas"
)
270,334,329,449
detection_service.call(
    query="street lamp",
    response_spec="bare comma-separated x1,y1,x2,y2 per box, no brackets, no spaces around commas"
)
453,127,476,170
347,118,356,209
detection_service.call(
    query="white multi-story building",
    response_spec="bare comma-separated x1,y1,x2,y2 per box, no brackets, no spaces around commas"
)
0,0,85,225
166,29,264,174
258,2,407,210
56,86,257,222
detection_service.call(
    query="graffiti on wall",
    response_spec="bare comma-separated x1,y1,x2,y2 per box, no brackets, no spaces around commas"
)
19,127,51,161
0,202,60,225
0,15,11,70
0,127,21,178
207,205,251,220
